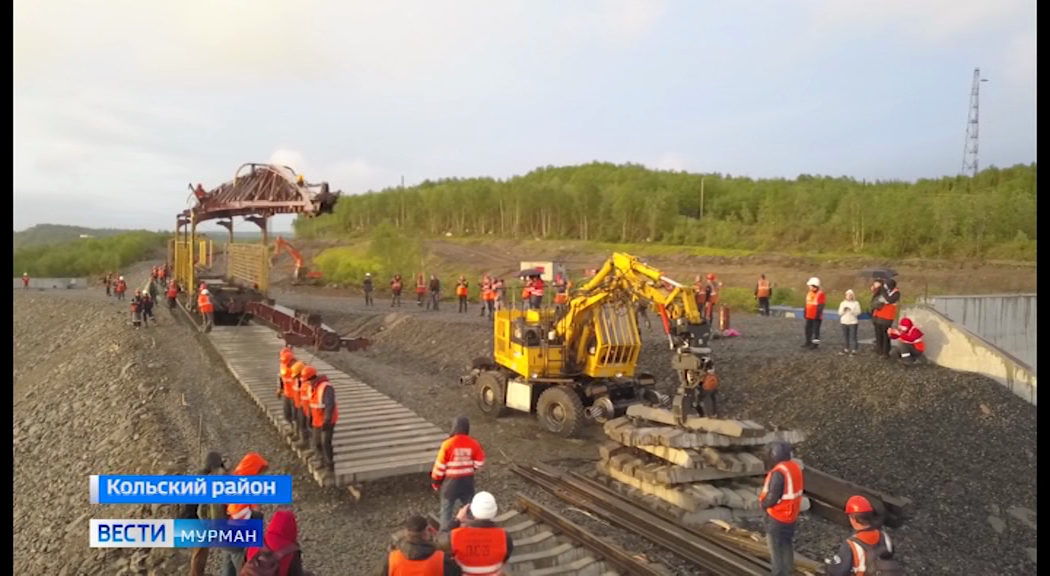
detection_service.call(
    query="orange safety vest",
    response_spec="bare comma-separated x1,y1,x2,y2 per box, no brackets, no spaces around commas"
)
456,283,468,297
116,281,126,293
804,290,825,320
198,293,214,314
481,281,494,301
310,377,338,428
392,279,403,292
531,279,545,297
388,548,446,576
759,460,804,524
416,279,426,294
300,377,315,415
431,435,485,482
847,529,893,574
756,279,771,298
449,527,508,576
158,268,166,280
166,283,177,298
873,289,899,321
280,364,297,398
694,283,707,305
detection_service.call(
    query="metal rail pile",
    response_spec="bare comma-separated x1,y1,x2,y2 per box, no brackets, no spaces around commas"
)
512,463,773,576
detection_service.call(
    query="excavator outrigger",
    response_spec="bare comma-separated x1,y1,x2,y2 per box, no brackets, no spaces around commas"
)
462,252,715,437
272,236,323,284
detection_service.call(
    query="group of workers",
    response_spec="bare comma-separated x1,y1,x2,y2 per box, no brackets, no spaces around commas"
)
279,336,512,575
801,276,924,363
760,440,904,576
277,346,339,472
361,271,573,317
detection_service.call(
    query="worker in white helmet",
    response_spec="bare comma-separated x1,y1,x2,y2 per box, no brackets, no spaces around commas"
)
803,277,826,349
21,272,29,290
197,288,215,333
441,491,514,574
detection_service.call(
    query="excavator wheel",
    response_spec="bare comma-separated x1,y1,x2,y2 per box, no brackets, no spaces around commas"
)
475,371,509,418
536,386,585,438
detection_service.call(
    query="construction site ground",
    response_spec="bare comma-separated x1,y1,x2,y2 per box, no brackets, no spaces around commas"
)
273,238,1038,297
14,259,1038,575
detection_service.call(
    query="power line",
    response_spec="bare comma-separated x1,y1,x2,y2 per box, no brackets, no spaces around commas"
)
960,67,988,178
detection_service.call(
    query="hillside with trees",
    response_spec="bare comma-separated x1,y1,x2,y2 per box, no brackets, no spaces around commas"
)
13,231,168,278
293,162,1037,261
13,224,142,251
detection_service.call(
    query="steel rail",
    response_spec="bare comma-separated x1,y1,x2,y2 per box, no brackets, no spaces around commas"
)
512,463,769,576
515,493,670,576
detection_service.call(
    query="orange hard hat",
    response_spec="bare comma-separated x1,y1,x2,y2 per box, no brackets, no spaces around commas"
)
280,347,294,360
845,495,874,515
233,452,269,476
301,365,318,380
706,273,715,280
290,361,305,377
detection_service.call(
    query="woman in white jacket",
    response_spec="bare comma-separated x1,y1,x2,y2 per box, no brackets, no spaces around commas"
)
838,289,862,355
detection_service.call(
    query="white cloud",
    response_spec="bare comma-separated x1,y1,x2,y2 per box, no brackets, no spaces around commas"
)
268,149,386,195
652,153,688,172
599,0,668,41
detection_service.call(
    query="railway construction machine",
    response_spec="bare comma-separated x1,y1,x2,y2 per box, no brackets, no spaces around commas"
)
171,163,366,352
463,252,715,437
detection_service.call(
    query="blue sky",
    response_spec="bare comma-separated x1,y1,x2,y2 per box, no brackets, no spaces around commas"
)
14,0,1036,232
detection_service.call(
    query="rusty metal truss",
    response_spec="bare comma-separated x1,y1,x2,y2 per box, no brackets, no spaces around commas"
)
177,163,340,227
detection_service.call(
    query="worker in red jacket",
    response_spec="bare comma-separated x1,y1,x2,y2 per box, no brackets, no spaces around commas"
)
888,317,925,364
431,416,485,532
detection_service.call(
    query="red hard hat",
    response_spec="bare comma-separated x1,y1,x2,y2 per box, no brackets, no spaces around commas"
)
706,273,715,280
845,495,874,514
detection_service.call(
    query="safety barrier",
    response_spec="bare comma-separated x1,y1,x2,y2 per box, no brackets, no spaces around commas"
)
227,243,270,293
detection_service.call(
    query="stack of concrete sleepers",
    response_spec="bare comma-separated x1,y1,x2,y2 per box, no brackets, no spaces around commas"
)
596,405,810,527
206,324,447,491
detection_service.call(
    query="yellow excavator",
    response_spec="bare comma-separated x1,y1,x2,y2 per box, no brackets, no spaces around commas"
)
462,252,715,437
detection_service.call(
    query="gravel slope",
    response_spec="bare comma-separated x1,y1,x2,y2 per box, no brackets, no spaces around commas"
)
278,290,1039,575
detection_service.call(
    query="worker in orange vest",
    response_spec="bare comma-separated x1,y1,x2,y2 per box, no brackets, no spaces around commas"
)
759,440,805,576
456,276,469,314
755,274,772,316
224,452,269,574
432,416,486,531
704,273,721,324
288,361,306,443
115,275,127,301
870,278,900,357
379,515,460,575
415,273,427,307
553,273,570,314
276,348,297,431
197,288,214,333
802,277,825,349
390,274,404,307
296,365,315,450
21,272,29,290
479,275,494,318
165,280,178,309
308,366,338,472
443,492,514,576
824,495,904,575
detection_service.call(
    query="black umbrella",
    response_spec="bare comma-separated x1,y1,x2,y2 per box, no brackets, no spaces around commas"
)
858,267,898,280
518,268,543,278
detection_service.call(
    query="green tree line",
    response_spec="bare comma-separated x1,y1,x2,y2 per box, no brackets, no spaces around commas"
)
13,232,169,278
294,162,1037,261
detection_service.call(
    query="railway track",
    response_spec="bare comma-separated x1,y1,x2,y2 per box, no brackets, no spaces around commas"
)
513,463,776,576
414,494,673,576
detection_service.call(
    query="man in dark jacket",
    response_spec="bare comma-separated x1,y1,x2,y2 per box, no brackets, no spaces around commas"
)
375,515,461,575
427,275,441,311
191,451,228,576
870,278,901,357
363,273,375,306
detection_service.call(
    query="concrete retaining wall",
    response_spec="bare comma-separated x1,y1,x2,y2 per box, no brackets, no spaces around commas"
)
918,294,1037,374
903,305,1037,406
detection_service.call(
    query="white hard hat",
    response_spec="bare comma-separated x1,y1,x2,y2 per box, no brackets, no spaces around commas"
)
201,289,209,295
119,276,124,280
23,272,27,275
470,491,498,520
807,277,821,288
366,272,371,276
